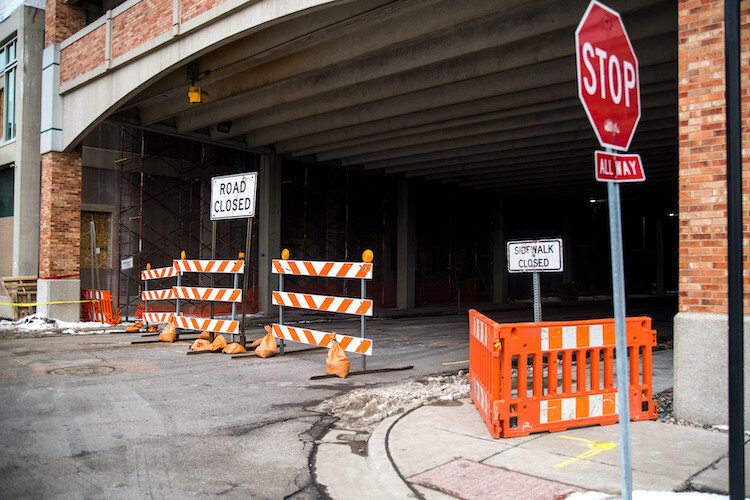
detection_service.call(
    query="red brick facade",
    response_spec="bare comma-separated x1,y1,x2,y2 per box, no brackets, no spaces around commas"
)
181,0,225,23
678,1,750,314
44,0,86,47
60,25,106,85
111,0,172,60
39,151,82,278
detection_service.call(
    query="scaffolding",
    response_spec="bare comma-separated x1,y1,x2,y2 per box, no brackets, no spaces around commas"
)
115,125,259,317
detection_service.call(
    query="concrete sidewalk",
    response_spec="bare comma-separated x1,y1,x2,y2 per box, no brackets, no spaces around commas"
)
317,398,745,499
315,349,745,499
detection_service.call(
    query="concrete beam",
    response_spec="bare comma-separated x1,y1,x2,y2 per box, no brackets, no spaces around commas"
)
388,138,676,175
175,2,673,136
321,104,675,163
245,55,675,151
141,0,499,124
445,152,677,185
125,0,399,110
343,117,675,167
304,88,676,160
455,160,676,188
367,125,675,171
213,25,673,141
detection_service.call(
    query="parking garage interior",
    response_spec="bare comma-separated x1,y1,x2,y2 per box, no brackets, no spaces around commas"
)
75,0,678,315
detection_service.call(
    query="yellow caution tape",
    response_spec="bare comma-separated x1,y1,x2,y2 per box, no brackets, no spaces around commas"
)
0,299,100,307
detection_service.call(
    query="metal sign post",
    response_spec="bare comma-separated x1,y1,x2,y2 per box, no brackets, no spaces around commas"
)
210,171,258,347
606,159,633,497
121,256,134,321
507,238,563,322
576,3,643,498
532,272,542,322
724,1,744,497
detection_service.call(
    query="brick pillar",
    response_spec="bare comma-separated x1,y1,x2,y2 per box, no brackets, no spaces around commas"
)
39,150,82,278
45,0,86,47
674,0,750,426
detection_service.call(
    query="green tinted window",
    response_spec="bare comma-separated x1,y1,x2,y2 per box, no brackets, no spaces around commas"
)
0,167,12,216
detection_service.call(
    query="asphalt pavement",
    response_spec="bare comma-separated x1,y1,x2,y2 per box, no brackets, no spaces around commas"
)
0,297,677,498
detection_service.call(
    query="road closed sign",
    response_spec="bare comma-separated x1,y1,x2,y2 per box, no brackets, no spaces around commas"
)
210,172,257,220
507,239,563,273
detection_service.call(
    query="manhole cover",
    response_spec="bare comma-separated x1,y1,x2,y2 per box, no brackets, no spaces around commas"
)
49,365,115,376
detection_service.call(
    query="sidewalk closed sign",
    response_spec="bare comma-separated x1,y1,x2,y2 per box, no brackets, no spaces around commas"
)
210,172,257,220
507,239,563,273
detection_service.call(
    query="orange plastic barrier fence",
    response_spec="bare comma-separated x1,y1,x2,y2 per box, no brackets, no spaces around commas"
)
81,289,119,324
468,310,657,439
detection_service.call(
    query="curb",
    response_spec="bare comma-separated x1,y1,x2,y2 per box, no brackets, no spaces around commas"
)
367,414,421,499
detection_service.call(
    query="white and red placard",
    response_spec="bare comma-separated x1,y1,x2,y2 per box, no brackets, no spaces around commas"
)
210,172,257,221
575,1,640,152
594,150,645,182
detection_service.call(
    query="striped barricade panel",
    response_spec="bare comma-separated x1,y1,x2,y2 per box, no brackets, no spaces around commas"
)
540,324,616,351
141,289,176,301
539,392,619,424
272,259,373,279
142,312,174,324
272,291,373,316
141,266,178,280
270,324,373,355
173,286,242,303
173,259,244,274
174,315,239,334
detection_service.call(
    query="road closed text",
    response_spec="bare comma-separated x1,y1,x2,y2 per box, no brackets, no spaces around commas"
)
210,172,257,220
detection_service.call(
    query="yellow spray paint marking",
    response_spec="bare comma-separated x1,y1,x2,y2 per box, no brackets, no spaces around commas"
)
554,435,617,468
442,360,469,366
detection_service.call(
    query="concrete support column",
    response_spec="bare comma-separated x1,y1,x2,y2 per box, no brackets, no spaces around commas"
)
38,150,82,321
10,6,44,277
492,198,507,304
673,1,750,426
257,155,282,316
396,179,415,309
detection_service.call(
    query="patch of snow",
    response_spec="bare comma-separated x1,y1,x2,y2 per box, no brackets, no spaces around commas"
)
313,372,469,431
710,424,750,436
567,491,726,500
0,313,108,336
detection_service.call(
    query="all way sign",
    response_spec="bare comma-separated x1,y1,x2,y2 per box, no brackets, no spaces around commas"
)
595,151,645,182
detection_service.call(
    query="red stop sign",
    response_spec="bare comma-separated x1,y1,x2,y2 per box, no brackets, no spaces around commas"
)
575,1,640,151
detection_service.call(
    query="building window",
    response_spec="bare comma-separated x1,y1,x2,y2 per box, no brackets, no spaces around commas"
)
0,165,13,217
1,38,17,142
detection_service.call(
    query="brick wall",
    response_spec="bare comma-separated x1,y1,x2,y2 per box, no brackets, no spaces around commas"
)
678,1,750,314
181,0,225,23
60,25,106,85
111,0,172,60
45,0,86,47
39,151,82,278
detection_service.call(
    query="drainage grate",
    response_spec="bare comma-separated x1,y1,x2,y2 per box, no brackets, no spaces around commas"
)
49,365,115,376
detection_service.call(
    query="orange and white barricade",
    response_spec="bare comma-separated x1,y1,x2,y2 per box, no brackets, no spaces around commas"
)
81,289,118,324
140,264,177,326
171,258,245,342
468,310,658,439
271,250,374,369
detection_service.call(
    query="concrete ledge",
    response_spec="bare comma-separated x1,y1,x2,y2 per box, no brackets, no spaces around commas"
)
37,279,81,323
673,311,750,427
0,294,12,319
